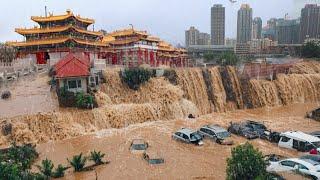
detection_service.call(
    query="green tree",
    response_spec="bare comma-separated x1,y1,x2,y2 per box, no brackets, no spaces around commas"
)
0,143,41,179
89,150,105,165
36,158,54,178
52,164,69,178
301,41,320,58
226,142,267,180
217,52,239,66
203,53,217,62
68,153,87,172
121,67,152,90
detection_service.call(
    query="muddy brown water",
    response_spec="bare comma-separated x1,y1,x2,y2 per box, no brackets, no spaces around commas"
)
0,73,59,118
35,103,319,179
0,61,319,179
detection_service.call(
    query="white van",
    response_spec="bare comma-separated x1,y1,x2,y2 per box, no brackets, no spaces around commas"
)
278,131,320,152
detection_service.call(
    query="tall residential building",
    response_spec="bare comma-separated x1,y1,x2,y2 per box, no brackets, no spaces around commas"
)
185,26,199,47
300,4,320,43
198,33,211,45
277,19,300,44
237,4,253,44
211,4,225,45
225,38,237,47
252,17,262,39
262,18,279,41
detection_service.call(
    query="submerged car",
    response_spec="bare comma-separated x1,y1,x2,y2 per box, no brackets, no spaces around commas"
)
198,124,233,145
267,158,320,180
227,121,261,139
300,155,320,163
310,131,320,139
143,152,164,165
130,139,148,153
172,128,204,146
278,131,320,152
264,154,287,163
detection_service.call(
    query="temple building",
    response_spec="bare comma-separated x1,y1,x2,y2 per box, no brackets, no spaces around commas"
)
102,28,189,67
8,10,107,64
8,10,189,67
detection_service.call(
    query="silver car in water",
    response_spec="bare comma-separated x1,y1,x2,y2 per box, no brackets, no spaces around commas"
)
172,128,204,146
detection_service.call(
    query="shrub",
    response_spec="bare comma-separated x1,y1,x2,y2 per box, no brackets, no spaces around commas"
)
121,67,152,90
1,91,11,99
75,92,94,108
226,142,267,180
68,153,87,172
89,150,105,165
76,92,86,108
0,143,41,179
36,158,54,178
52,164,69,178
6,143,39,171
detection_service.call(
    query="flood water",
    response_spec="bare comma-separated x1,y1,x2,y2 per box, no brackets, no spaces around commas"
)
0,73,59,118
0,61,319,179
36,103,319,179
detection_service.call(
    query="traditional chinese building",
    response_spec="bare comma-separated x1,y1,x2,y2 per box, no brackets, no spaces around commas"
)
101,28,189,67
8,10,107,64
8,10,189,67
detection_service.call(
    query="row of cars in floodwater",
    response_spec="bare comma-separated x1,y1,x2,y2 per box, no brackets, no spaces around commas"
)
172,124,233,146
171,120,320,179
128,119,320,178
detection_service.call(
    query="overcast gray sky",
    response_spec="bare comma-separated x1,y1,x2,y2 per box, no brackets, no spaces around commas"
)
0,0,318,45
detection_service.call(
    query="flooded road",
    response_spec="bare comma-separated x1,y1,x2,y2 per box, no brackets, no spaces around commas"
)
0,74,59,118
36,103,320,179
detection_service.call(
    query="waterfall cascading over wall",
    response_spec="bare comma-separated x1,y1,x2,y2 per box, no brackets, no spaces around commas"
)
175,68,213,115
1,62,320,146
171,64,320,112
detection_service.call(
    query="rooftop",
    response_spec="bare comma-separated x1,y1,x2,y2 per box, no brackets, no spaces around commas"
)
31,9,94,24
281,131,320,143
55,53,90,78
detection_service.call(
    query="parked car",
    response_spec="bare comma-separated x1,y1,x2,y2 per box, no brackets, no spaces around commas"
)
263,130,281,143
278,131,320,152
264,154,287,163
300,155,320,163
310,131,320,139
172,128,204,146
267,158,320,180
227,121,260,139
143,152,164,165
198,124,233,145
130,139,148,153
306,108,320,121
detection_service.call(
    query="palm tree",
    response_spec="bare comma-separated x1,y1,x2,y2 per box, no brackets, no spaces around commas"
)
36,158,54,178
67,153,87,172
89,150,105,165
52,164,70,178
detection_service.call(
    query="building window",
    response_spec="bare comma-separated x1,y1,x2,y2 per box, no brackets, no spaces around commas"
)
67,79,82,89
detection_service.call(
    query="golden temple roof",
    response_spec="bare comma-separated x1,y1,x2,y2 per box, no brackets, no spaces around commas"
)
8,37,107,47
108,28,148,37
15,25,103,36
102,35,116,43
31,10,94,24
158,41,175,52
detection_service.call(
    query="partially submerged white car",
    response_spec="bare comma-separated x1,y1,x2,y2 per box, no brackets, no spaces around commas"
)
278,131,320,152
267,158,320,179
